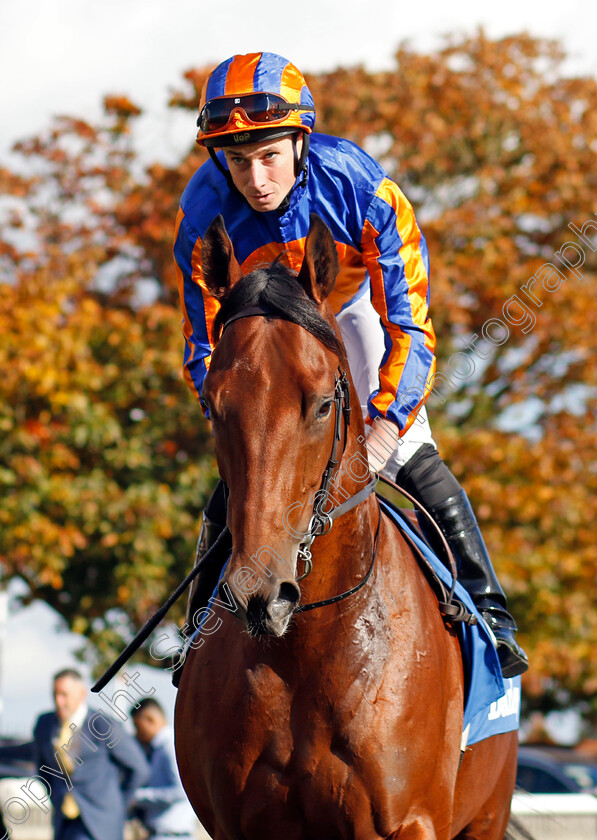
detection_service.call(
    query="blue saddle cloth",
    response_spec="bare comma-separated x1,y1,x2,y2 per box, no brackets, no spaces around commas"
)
377,496,521,747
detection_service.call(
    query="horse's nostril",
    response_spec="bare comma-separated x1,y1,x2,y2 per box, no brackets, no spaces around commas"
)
278,581,300,606
266,581,300,625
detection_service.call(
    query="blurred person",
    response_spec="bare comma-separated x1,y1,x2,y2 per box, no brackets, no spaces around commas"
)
174,52,528,678
130,699,197,840
33,669,148,840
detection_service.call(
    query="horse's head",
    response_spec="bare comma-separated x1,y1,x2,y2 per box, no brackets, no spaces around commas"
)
201,214,370,637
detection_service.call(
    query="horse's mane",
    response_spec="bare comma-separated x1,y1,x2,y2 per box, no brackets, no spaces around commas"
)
212,262,344,357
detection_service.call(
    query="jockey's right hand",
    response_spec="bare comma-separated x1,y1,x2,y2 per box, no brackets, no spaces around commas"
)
365,417,399,472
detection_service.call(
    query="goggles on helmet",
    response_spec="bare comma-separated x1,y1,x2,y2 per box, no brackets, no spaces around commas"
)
197,93,316,134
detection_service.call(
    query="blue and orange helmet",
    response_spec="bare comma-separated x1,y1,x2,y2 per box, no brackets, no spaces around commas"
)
196,52,316,148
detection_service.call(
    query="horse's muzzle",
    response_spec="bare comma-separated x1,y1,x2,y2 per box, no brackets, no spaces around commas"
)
223,579,301,638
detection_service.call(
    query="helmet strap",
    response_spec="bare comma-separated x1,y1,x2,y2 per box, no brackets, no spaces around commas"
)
294,131,310,187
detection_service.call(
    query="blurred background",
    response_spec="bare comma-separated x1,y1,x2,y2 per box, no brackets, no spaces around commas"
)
0,0,595,769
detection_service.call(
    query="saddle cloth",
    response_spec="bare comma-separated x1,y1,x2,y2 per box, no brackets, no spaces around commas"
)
377,496,521,747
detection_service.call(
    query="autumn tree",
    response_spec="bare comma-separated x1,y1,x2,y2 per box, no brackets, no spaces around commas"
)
0,98,216,666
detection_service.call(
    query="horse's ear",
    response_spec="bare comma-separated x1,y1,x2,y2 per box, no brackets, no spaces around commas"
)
297,214,339,305
202,215,244,300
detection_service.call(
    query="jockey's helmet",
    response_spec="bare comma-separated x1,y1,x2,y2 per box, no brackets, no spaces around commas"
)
196,52,316,149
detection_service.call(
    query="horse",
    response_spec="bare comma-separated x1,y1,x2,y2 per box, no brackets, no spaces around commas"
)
174,213,518,839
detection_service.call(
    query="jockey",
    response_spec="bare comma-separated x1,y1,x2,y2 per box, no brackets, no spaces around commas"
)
174,52,528,678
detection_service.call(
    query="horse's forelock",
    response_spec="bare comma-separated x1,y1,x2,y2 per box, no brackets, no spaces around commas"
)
212,263,344,358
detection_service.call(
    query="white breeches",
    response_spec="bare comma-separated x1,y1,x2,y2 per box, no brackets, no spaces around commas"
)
335,291,437,477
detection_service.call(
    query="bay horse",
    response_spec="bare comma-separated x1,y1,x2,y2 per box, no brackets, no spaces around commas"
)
174,214,518,839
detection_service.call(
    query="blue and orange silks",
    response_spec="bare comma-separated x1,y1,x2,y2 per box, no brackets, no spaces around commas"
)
174,132,437,435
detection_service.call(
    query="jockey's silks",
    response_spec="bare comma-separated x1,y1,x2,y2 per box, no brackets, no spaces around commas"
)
174,132,436,434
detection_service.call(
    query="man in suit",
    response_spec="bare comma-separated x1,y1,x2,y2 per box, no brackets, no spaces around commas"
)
33,669,148,840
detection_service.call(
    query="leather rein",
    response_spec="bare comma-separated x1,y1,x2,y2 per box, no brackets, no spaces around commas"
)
221,305,473,623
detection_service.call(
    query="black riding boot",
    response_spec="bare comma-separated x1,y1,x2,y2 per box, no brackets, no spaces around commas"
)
397,444,528,679
172,480,229,688
184,512,227,628
426,490,528,678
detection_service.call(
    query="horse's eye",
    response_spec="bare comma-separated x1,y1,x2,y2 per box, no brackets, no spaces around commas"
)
317,400,333,419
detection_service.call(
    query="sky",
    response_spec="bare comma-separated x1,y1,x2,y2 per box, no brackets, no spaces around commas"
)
1,0,595,738
1,0,596,167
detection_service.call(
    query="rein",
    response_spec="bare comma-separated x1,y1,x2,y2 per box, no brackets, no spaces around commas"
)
295,506,381,613
295,369,363,580
222,308,472,621
293,369,380,612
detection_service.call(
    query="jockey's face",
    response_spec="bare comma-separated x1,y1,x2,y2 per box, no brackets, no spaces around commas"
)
222,135,301,212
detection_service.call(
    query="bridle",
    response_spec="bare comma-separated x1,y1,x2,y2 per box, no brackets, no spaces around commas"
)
221,306,379,609
295,368,377,579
